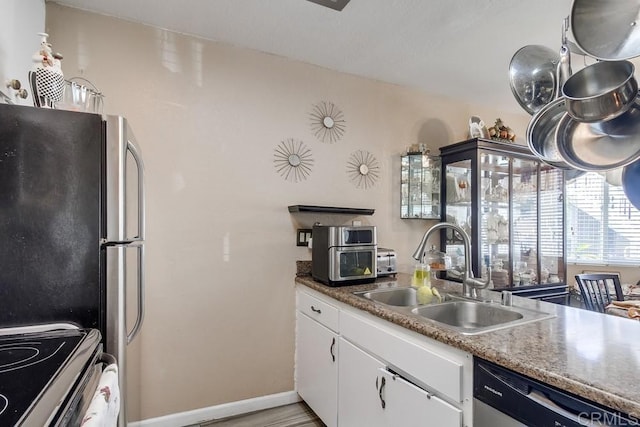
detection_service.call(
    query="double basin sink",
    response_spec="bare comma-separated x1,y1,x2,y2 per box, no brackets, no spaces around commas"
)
353,286,555,335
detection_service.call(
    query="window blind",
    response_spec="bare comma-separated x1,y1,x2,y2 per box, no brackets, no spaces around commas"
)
566,172,640,265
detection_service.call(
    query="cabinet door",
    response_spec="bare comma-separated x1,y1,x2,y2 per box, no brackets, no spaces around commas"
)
295,312,338,427
380,369,462,427
338,338,386,427
401,153,441,219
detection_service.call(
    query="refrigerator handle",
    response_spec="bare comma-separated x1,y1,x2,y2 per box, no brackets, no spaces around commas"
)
127,138,146,241
127,243,145,344
125,134,145,344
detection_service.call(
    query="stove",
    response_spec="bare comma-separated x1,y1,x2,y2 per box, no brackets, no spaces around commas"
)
0,327,102,426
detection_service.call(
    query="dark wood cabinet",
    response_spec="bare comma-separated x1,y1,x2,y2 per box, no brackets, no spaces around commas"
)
439,138,568,302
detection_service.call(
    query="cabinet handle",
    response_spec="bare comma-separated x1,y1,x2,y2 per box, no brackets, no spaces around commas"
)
378,376,386,409
330,337,336,362
310,305,322,314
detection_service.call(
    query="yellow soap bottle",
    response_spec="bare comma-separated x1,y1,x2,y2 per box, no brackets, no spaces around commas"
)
411,263,431,288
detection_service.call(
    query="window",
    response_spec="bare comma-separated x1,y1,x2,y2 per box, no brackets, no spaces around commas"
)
566,172,640,265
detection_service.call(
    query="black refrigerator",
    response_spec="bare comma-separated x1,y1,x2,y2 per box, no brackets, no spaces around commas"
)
0,103,146,426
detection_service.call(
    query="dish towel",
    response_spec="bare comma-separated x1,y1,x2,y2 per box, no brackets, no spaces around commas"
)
607,300,640,319
81,364,120,427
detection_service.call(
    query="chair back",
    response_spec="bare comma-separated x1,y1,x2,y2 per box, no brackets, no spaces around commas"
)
574,273,624,312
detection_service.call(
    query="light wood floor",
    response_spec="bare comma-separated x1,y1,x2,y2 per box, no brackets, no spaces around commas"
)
187,402,325,427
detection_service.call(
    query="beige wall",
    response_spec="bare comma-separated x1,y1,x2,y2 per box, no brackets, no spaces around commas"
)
45,4,532,421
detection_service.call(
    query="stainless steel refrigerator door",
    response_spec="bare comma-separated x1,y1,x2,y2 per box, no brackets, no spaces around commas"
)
104,115,146,426
105,115,146,344
105,115,146,244
105,243,144,425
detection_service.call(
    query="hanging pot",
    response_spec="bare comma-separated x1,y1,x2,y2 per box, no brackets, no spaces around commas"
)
525,43,573,170
509,45,558,115
555,97,640,171
526,98,574,170
571,0,640,61
562,60,638,123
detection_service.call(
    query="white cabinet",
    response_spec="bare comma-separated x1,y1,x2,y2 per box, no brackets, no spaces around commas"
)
340,309,467,404
295,290,339,427
339,338,461,427
380,368,462,426
338,338,385,427
295,286,473,426
0,0,45,106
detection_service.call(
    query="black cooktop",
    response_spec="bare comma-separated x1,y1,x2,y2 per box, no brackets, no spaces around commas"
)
0,328,96,426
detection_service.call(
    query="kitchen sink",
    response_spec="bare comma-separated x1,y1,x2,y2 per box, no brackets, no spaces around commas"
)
354,287,453,307
412,300,554,335
353,287,555,335
355,287,419,306
412,301,523,327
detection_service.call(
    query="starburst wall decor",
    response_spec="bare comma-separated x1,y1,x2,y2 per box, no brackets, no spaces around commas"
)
273,138,314,183
347,150,380,189
309,101,346,143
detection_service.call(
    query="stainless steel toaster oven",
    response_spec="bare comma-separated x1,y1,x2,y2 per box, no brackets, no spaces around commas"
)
312,225,377,286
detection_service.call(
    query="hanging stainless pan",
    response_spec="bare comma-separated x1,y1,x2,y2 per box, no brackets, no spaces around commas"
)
562,60,638,123
526,98,574,169
526,44,573,169
509,45,557,115
571,0,640,61
554,96,640,171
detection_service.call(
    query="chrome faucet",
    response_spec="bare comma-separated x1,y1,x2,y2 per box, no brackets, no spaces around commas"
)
412,222,490,299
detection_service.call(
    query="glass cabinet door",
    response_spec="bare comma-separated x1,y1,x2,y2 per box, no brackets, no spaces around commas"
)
401,153,441,219
539,167,565,284
480,153,511,287
510,157,539,286
443,160,472,280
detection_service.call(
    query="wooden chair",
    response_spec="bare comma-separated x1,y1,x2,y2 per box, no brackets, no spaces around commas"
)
574,273,624,313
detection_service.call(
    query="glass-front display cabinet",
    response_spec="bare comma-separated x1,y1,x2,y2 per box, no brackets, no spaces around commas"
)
439,138,567,302
401,152,441,219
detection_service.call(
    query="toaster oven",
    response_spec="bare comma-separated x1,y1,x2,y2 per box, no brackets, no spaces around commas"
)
312,225,377,286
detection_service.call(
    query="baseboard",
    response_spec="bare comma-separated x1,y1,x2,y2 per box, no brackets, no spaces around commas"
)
128,390,301,427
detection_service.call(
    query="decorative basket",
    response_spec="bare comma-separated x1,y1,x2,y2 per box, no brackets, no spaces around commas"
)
56,78,104,114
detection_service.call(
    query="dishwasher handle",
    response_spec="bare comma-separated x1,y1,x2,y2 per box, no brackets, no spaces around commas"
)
527,389,605,426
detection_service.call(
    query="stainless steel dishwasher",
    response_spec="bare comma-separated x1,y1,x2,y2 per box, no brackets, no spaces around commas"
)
473,358,636,426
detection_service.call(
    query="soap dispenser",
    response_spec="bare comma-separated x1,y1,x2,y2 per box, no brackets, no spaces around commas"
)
411,263,431,288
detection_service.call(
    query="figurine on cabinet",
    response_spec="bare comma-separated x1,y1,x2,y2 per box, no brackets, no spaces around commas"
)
487,118,516,142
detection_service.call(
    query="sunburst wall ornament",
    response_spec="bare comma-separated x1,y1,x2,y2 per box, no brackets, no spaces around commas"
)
273,138,314,183
310,101,346,143
347,150,380,189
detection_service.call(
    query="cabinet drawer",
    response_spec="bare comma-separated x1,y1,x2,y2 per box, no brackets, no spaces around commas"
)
341,310,465,403
297,288,339,332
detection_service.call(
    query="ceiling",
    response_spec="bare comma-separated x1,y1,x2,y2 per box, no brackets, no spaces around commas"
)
48,0,577,114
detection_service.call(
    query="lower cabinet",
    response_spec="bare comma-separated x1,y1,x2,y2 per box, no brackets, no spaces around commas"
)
338,338,462,427
338,338,385,427
295,286,472,426
379,365,462,426
295,312,338,427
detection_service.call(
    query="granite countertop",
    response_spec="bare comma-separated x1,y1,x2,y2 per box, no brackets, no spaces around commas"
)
295,272,640,419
